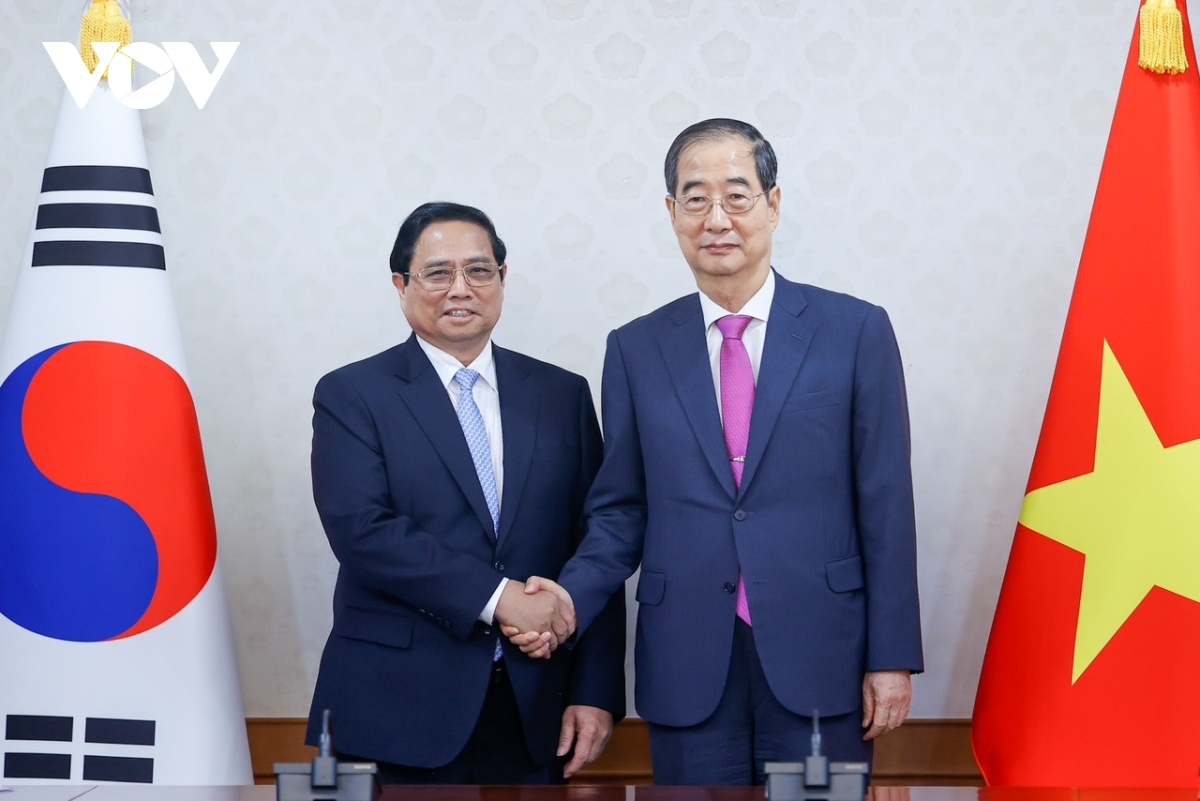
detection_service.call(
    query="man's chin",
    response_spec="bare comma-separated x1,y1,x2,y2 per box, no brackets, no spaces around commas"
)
439,328,484,344
690,257,746,279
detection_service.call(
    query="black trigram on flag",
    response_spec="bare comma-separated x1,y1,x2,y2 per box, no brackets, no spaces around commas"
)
4,714,155,783
31,165,166,271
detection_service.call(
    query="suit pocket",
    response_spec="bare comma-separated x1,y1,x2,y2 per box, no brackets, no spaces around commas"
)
335,606,415,650
635,571,666,606
825,555,864,593
784,389,843,413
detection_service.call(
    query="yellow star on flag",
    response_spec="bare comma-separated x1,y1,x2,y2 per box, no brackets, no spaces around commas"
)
1018,341,1200,682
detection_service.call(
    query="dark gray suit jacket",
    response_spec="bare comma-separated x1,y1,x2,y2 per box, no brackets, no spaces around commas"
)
560,272,922,727
306,335,625,767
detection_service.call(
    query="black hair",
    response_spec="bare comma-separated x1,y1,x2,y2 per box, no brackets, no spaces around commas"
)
663,118,778,196
389,201,507,283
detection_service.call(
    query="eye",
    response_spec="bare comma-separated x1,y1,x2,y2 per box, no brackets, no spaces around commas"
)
423,268,453,282
681,195,710,211
467,265,495,279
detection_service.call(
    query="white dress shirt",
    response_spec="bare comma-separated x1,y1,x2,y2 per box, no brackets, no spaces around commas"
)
414,336,508,623
698,269,775,418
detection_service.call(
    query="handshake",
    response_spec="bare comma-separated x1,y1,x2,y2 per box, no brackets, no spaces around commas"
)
495,576,575,659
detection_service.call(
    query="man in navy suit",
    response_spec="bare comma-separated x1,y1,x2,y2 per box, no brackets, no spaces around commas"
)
307,202,624,784
511,119,922,784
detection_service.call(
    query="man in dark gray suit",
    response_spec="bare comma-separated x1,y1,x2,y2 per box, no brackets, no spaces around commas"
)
308,202,624,784
510,120,922,785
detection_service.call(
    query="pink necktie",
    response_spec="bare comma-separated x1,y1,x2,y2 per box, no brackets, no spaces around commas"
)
717,315,754,626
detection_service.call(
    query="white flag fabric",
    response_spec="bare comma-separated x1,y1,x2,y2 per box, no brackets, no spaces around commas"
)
0,76,252,785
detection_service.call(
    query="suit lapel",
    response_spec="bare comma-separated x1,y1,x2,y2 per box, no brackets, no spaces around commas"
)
660,296,738,500
495,347,536,548
392,335,496,537
739,275,817,496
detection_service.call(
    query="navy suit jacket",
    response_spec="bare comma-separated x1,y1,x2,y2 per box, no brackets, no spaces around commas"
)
306,335,625,768
559,272,922,727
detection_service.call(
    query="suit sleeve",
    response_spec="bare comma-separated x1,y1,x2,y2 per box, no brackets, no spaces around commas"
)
560,330,649,638
311,371,501,640
564,380,627,718
853,306,924,673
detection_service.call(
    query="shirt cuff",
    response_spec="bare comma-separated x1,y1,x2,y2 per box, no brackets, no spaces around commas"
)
479,577,509,624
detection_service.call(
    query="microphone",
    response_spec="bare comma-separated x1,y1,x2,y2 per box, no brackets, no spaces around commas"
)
311,709,337,788
275,710,379,801
763,711,868,801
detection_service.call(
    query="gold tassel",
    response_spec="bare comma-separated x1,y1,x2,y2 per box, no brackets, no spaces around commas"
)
78,0,132,81
1139,0,1190,75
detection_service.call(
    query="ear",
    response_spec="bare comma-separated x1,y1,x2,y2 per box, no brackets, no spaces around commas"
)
665,194,678,224
766,185,782,231
391,272,408,299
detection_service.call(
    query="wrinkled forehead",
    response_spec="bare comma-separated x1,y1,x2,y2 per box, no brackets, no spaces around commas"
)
675,136,759,194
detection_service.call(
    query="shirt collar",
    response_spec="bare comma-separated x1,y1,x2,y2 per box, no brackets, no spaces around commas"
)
415,336,498,392
699,268,775,330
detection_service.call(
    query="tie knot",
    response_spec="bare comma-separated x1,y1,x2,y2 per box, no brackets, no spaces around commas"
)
716,315,753,340
454,368,481,391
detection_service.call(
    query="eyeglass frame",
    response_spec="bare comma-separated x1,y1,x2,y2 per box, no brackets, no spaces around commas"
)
407,262,506,292
669,190,769,217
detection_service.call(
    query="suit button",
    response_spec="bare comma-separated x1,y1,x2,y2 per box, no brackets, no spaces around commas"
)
724,582,736,594
495,562,505,572
733,509,747,521
483,627,493,635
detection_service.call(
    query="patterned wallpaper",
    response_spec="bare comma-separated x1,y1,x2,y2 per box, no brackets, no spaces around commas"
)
0,0,1140,717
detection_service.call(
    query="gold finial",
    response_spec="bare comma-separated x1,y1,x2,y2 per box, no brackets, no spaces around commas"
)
79,0,132,80
1139,0,1189,75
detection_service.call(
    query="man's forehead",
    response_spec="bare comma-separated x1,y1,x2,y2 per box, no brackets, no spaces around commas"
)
415,221,494,258
418,220,488,243
677,138,757,185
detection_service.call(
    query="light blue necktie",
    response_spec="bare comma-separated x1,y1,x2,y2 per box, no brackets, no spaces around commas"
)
454,369,504,661
454,368,500,535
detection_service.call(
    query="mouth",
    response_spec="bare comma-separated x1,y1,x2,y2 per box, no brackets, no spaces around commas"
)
702,243,737,254
443,309,477,319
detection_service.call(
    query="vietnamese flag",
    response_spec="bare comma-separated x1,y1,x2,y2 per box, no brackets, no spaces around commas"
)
972,0,1200,787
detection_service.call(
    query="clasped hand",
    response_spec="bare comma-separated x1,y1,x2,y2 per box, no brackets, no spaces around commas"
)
495,576,574,659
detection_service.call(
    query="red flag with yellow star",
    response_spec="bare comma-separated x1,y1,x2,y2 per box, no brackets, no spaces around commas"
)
972,0,1200,786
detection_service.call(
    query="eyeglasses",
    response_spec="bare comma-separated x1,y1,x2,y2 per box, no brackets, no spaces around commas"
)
671,191,767,216
410,263,504,292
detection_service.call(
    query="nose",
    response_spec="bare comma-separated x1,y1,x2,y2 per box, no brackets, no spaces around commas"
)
704,202,732,231
446,268,473,297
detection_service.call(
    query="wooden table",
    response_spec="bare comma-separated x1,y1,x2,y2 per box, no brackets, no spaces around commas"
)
1,786,1198,801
